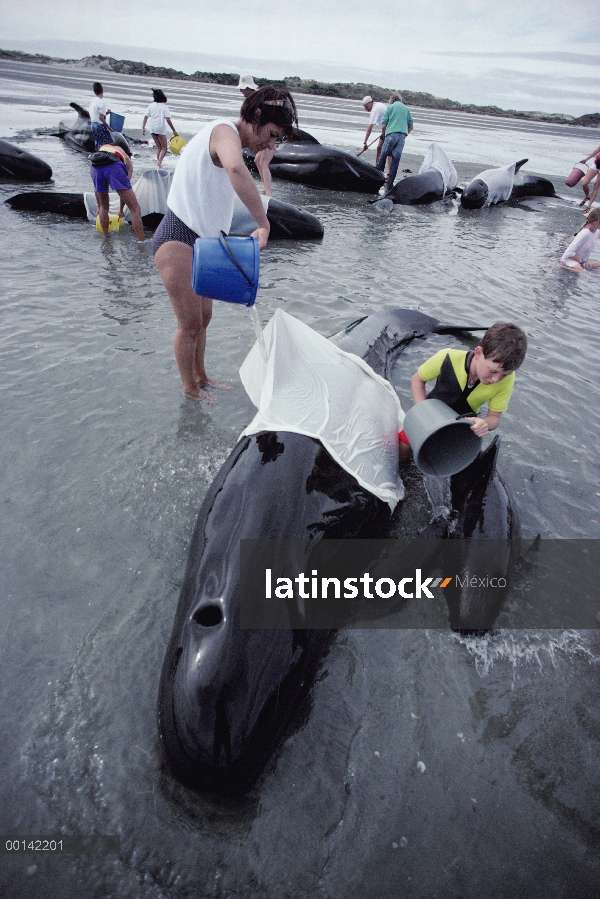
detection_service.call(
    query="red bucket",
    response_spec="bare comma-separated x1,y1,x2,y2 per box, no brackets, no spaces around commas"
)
565,163,587,187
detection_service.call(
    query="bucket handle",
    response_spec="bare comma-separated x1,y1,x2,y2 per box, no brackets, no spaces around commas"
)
219,230,255,287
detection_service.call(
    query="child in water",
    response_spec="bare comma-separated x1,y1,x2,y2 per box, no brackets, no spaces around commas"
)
559,207,600,273
398,322,528,462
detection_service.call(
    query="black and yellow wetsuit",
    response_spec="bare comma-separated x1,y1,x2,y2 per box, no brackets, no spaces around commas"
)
418,348,514,415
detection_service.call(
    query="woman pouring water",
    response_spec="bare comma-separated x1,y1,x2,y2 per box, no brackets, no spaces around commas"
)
153,86,297,401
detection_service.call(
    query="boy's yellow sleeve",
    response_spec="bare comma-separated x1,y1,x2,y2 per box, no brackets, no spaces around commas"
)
417,349,449,382
487,373,515,412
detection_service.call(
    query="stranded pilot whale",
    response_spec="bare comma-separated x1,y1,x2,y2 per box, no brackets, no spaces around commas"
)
460,159,556,208
0,139,52,181
157,307,524,795
371,144,458,210
245,140,385,193
57,102,131,156
6,171,324,239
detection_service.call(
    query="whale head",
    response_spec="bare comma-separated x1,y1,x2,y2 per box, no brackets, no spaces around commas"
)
460,178,489,209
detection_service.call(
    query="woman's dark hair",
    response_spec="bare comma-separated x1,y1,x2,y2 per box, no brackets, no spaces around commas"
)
240,86,298,139
152,88,167,103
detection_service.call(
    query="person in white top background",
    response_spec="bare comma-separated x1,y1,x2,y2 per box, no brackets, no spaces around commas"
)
142,89,179,168
361,95,388,165
559,207,600,273
88,81,114,149
237,75,276,197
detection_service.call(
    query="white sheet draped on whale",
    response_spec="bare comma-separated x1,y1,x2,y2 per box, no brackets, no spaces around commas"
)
418,143,458,194
239,309,405,510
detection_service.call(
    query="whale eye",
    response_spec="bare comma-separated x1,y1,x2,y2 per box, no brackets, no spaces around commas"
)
193,605,223,627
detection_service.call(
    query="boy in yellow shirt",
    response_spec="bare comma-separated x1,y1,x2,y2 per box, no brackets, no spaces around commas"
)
398,322,527,462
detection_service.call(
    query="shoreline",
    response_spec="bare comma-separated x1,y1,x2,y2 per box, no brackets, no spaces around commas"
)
2,48,598,129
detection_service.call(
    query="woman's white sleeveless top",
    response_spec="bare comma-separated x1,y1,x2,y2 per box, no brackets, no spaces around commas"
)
167,119,238,237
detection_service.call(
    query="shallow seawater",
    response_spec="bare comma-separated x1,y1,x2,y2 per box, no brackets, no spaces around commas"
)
1,60,599,899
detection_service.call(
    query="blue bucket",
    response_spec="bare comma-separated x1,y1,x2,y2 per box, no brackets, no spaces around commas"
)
109,112,125,132
192,232,259,307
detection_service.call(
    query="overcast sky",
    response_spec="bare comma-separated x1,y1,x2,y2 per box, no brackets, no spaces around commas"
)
1,0,598,115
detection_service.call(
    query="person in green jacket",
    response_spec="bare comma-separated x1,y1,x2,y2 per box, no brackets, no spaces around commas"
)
376,93,414,193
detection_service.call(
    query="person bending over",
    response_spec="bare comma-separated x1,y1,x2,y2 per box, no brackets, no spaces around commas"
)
237,75,277,197
90,143,145,241
578,143,600,208
152,86,298,401
398,323,528,463
376,93,414,194
361,95,388,165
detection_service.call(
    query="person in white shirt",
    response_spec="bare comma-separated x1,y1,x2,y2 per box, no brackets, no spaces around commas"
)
361,96,388,165
89,82,113,149
142,89,179,168
152,87,298,402
238,75,275,197
560,207,600,272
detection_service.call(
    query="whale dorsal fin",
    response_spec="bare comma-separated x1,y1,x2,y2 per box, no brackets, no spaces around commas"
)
70,102,90,119
515,158,528,172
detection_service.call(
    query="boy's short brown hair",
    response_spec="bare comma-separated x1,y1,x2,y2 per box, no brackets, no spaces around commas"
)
480,322,527,371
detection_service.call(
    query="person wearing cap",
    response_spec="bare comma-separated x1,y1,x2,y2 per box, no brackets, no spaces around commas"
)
238,74,258,99
361,96,388,165
237,74,275,196
376,93,414,194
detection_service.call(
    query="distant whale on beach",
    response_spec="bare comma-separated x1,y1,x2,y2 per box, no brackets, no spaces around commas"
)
245,137,385,193
460,159,556,208
156,306,520,795
0,139,52,181
57,102,131,156
371,144,458,210
5,170,324,239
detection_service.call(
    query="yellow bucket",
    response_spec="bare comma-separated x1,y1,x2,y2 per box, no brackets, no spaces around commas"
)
169,135,186,155
95,213,122,233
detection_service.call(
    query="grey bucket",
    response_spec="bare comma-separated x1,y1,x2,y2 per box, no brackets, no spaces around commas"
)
403,399,482,476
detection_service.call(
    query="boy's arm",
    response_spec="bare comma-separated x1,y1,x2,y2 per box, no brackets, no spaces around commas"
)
411,371,427,403
411,349,448,402
466,410,502,437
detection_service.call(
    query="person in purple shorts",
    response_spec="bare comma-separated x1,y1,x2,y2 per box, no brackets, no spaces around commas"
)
90,144,145,240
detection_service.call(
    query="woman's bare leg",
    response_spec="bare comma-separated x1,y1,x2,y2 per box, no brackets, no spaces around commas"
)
96,192,110,237
153,134,168,168
154,241,232,400
116,188,145,241
580,168,597,203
